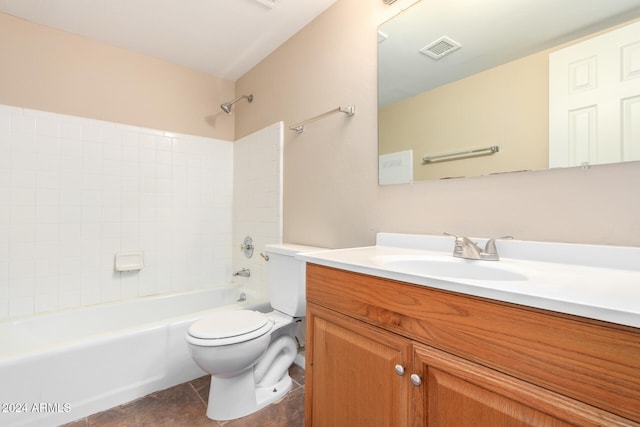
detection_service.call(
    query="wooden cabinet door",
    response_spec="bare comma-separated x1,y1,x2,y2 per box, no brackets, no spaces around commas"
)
305,303,412,427
413,344,635,427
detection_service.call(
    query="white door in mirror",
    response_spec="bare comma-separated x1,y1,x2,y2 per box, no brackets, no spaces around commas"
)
549,20,640,168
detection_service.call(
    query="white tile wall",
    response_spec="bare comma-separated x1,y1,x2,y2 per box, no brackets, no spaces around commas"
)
232,122,283,302
0,104,234,319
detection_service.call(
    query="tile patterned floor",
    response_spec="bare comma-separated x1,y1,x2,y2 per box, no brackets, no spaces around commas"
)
63,364,305,427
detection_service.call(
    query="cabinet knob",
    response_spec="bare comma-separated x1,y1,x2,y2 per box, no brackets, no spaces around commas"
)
394,364,405,376
410,374,422,387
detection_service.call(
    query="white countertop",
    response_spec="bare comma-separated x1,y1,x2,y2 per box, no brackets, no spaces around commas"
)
297,233,640,328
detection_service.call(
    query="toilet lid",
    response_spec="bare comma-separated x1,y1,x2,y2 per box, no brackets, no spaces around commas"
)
188,310,271,341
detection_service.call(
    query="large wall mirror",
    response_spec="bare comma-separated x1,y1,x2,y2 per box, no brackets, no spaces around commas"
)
378,0,640,184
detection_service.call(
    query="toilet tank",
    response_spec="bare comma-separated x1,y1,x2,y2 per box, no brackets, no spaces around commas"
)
264,243,325,317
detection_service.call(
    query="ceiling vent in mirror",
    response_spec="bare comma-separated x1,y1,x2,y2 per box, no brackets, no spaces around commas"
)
383,0,398,4
420,36,461,60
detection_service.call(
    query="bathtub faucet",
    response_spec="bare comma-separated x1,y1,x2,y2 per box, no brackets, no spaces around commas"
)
233,268,251,278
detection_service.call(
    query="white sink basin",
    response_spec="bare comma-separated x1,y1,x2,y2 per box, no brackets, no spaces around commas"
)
378,257,528,281
297,233,640,327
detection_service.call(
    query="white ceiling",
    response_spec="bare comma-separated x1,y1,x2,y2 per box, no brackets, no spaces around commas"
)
378,0,640,106
0,0,337,81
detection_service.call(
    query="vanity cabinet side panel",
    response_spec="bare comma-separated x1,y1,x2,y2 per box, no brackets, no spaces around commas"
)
304,302,412,427
306,264,640,422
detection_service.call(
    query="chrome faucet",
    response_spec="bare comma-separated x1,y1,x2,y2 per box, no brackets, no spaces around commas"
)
444,233,513,261
233,268,251,277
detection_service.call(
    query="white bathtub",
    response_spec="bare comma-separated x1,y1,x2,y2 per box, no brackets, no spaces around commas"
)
0,288,270,427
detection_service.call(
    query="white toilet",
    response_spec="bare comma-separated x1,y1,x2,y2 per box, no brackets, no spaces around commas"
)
185,243,323,421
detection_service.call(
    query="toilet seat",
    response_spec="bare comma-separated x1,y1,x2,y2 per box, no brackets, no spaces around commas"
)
186,310,273,346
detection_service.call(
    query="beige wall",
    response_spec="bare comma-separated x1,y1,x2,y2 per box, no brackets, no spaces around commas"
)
237,0,640,248
379,51,549,181
0,13,234,140
2,4,638,249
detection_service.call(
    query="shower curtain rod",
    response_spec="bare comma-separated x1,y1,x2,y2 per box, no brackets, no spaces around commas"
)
422,145,499,164
289,105,355,133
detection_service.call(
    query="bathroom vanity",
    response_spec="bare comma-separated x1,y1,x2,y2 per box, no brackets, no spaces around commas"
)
300,234,640,426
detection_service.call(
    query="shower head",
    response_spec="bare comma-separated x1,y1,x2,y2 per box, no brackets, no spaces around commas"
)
220,94,253,113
